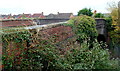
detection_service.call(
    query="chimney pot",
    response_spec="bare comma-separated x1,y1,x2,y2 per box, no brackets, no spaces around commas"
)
58,12,59,14
42,12,43,15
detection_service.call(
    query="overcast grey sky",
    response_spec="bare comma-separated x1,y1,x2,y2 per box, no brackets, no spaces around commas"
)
0,0,119,15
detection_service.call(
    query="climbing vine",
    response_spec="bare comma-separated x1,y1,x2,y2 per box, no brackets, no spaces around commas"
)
2,17,120,70
67,15,98,49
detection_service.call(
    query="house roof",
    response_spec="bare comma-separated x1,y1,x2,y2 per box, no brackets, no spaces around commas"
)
18,14,31,18
46,14,58,19
57,13,73,19
1,19,34,28
0,15,12,19
32,13,45,18
46,13,73,19
13,14,21,18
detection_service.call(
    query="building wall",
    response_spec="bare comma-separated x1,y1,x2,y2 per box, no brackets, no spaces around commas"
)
34,18,106,36
33,19,69,25
95,19,106,35
1,18,106,36
2,19,107,62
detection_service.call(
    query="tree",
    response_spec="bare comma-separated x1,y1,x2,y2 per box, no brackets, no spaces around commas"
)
107,2,118,28
107,2,120,46
105,17,114,32
68,15,98,46
118,1,120,24
95,13,104,18
77,8,93,16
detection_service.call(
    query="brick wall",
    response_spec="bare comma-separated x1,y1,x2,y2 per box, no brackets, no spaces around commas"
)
1,19,34,28
39,25,74,43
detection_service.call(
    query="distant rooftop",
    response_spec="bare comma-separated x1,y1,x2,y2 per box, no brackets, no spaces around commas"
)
1,19,35,28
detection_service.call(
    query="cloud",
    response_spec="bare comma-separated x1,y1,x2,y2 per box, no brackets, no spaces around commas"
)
0,0,119,15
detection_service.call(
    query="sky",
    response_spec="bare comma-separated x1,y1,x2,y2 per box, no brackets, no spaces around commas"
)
0,0,119,15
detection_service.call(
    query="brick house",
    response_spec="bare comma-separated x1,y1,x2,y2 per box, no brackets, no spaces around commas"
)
1,19,35,28
18,13,32,19
32,12,45,19
13,14,21,19
0,14,13,20
46,12,74,19
57,12,74,19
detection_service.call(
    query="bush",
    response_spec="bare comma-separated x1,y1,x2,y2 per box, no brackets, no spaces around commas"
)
40,41,120,70
2,31,31,70
105,17,114,32
95,13,104,18
68,15,98,44
77,8,93,16
2,18,120,70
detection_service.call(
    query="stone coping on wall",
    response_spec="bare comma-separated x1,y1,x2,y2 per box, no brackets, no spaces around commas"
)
0,18,69,22
24,21,67,30
1,18,106,35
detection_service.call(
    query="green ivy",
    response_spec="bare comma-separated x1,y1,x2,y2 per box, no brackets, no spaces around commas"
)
68,15,98,44
2,18,120,70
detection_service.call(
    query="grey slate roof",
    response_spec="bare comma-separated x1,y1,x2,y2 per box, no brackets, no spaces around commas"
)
0,15,10,19
46,14,58,19
13,14,21,18
57,13,73,19
46,13,73,19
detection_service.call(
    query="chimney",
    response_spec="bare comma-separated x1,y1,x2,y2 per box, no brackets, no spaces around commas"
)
58,12,59,14
92,10,97,18
42,12,43,15
10,13,12,16
94,10,97,14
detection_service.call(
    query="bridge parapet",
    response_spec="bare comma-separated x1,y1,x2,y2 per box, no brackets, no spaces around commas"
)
95,18,106,35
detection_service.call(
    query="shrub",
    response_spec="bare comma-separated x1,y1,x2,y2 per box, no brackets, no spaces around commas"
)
2,19,120,70
2,31,31,70
41,41,120,70
77,8,93,16
105,17,114,33
95,13,104,18
68,15,98,44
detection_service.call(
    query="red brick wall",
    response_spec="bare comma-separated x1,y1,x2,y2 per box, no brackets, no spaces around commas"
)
1,20,34,28
40,25,74,43
2,24,75,67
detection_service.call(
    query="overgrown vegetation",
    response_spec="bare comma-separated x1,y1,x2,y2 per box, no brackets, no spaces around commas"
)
78,8,93,16
94,13,104,18
67,15,98,50
107,2,120,47
2,15,120,70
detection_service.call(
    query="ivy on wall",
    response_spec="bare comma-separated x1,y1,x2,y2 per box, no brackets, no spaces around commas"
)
2,16,120,70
